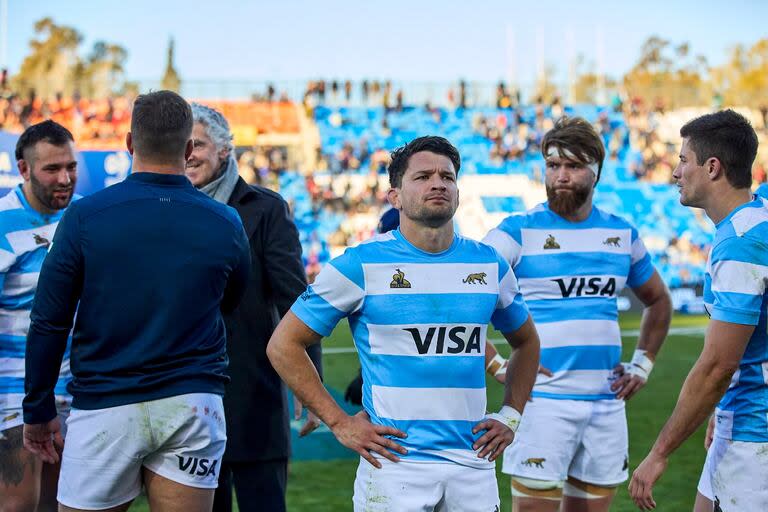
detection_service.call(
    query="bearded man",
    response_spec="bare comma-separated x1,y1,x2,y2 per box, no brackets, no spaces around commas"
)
482,116,672,512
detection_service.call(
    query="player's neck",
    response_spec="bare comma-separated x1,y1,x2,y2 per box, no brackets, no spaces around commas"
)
399,221,454,253
704,187,753,225
557,201,593,223
130,155,187,176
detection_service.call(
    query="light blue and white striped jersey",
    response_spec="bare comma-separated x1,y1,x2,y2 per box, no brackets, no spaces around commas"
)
0,186,72,428
291,229,529,468
706,196,768,442
483,203,654,400
755,183,768,201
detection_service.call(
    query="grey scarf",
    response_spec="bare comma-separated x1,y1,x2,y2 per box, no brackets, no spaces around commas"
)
199,155,239,204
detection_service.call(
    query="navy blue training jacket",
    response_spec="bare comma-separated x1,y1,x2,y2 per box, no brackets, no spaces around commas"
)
24,172,250,423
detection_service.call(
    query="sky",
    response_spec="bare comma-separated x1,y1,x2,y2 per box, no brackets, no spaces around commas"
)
4,0,767,89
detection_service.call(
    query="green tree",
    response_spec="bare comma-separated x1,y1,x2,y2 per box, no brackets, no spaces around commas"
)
711,39,768,107
622,36,708,108
13,17,82,98
12,17,129,99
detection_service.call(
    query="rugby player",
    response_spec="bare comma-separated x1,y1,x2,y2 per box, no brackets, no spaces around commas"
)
22,91,251,512
0,120,77,511
483,116,672,512
630,110,767,512
267,135,541,511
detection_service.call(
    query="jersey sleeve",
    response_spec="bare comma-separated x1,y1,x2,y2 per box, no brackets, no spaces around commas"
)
708,236,768,326
290,247,365,337
482,222,523,268
0,237,15,291
627,227,654,288
491,254,529,334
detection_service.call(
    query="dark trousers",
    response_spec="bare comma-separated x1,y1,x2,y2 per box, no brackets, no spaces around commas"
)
213,459,288,512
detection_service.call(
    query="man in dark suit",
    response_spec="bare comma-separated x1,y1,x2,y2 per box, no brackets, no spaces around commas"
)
186,103,322,512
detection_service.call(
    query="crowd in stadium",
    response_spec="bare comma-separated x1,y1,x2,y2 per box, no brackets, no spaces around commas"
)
2,81,768,290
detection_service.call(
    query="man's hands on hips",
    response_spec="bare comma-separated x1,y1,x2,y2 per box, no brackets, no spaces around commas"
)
611,364,648,400
629,449,668,511
330,410,407,468
23,417,63,464
472,418,515,462
704,415,715,451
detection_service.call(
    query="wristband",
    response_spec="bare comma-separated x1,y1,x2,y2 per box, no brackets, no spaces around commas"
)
624,349,654,380
486,405,522,432
486,353,506,376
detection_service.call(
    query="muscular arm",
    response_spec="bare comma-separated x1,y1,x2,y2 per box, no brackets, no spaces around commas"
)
632,271,672,358
23,205,83,424
267,311,406,466
501,316,540,413
650,319,752,458
266,311,340,425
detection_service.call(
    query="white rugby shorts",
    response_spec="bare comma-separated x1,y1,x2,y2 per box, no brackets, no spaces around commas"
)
697,435,768,511
57,393,226,510
503,397,628,486
353,457,499,511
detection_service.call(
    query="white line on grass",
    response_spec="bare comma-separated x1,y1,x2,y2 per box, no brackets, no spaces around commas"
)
321,326,706,354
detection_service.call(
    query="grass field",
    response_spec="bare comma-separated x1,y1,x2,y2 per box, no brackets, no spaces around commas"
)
132,313,709,511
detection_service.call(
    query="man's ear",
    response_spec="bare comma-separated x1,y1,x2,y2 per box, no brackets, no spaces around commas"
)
387,187,401,209
17,159,30,181
185,139,194,161
126,132,134,155
707,157,723,181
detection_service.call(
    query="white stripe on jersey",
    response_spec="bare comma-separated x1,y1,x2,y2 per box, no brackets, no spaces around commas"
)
731,199,768,235
372,385,486,421
518,274,627,301
5,223,57,255
3,272,40,298
483,228,522,266
0,192,21,212
710,260,768,295
363,263,499,296
535,319,621,349
367,323,487,357
497,267,521,308
631,238,649,264
520,228,632,256
359,231,396,245
0,249,14,271
0,308,32,338
312,262,364,314
0,357,25,376
714,408,735,439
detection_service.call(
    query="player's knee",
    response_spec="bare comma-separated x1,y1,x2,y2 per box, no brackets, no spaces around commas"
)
510,476,564,501
563,477,616,500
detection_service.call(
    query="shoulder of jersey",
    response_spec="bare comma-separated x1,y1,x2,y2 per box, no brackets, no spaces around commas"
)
456,234,501,260
0,188,21,213
497,204,545,232
350,231,398,257
594,206,635,229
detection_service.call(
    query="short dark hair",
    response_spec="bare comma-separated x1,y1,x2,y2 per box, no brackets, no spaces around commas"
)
388,136,461,188
541,116,606,183
15,120,74,162
130,91,193,163
679,109,758,189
